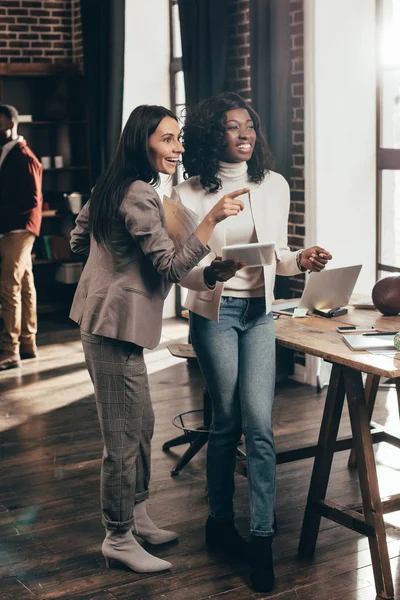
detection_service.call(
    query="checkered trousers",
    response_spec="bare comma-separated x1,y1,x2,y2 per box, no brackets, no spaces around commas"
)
81,329,154,531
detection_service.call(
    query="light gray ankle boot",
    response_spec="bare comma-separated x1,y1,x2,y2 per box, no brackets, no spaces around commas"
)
133,501,179,545
102,529,172,572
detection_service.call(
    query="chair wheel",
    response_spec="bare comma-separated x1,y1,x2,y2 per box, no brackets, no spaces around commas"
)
171,468,180,477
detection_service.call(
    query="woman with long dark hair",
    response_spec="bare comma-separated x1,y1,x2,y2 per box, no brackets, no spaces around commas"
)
172,92,332,592
69,104,247,574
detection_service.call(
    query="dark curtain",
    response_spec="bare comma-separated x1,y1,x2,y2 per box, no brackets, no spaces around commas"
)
178,0,230,108
250,0,292,181
250,1,294,378
80,0,125,186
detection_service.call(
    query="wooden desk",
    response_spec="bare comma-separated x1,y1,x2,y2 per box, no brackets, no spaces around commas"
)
167,306,400,597
275,307,400,600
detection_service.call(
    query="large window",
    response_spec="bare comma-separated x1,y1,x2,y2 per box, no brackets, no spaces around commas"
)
377,0,400,277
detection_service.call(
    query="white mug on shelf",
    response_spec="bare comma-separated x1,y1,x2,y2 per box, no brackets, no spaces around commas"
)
67,192,82,214
40,156,51,169
54,155,64,168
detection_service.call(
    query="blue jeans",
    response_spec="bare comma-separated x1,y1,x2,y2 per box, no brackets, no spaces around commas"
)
190,297,276,536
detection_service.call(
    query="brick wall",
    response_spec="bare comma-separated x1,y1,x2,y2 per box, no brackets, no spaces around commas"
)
288,0,306,366
71,0,83,70
0,0,83,67
288,0,305,298
225,0,251,103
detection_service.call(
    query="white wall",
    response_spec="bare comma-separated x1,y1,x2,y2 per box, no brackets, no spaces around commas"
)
123,0,170,125
123,0,175,318
302,0,377,386
304,0,376,295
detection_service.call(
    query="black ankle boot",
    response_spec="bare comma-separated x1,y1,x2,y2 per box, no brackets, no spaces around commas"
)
205,516,247,559
249,534,275,593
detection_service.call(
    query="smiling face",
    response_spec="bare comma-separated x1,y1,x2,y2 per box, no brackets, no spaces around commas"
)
222,108,256,163
148,116,184,175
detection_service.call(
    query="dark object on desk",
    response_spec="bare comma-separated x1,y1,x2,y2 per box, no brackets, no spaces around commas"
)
372,276,400,316
313,307,348,318
363,331,398,336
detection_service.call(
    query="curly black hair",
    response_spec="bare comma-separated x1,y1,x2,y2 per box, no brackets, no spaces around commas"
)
181,92,274,193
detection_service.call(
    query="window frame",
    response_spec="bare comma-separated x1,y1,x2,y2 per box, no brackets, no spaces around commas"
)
376,0,400,276
169,0,187,316
169,0,183,115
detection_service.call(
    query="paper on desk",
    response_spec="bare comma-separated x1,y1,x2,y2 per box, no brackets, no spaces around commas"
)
163,195,199,251
293,308,308,318
351,297,375,310
367,350,400,358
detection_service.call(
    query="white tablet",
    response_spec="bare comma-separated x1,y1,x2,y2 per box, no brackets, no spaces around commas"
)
221,242,275,267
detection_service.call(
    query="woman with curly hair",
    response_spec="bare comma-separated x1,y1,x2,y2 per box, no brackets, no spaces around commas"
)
172,92,332,593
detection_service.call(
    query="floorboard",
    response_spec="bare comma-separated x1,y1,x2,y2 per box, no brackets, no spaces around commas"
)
1,314,400,599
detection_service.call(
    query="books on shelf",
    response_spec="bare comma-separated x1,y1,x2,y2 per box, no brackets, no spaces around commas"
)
343,333,396,351
40,235,71,261
41,236,53,260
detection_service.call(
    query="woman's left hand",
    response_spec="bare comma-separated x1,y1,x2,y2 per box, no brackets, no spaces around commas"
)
300,246,332,272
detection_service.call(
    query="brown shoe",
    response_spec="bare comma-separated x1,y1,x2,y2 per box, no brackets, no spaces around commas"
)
0,351,21,370
20,345,39,360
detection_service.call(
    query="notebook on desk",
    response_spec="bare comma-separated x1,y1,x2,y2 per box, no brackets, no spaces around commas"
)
351,297,375,310
342,333,396,351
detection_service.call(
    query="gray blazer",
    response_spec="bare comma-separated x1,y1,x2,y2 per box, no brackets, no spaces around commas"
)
69,180,209,349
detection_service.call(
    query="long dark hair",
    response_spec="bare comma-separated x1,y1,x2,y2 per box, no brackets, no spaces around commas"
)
182,92,274,193
89,104,177,248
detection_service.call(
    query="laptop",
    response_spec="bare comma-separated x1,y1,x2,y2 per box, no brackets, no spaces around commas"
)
273,265,362,316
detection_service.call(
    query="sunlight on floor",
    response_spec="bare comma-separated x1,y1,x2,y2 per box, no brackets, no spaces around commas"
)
0,320,190,433
0,369,91,432
145,346,186,375
375,386,400,471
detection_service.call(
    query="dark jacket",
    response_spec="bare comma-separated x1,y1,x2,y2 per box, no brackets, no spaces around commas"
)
0,140,43,236
69,180,209,349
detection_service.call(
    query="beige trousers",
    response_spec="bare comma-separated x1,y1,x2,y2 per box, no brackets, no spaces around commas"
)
0,231,37,353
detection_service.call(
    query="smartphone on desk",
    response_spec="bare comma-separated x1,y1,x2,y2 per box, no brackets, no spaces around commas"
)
336,325,376,334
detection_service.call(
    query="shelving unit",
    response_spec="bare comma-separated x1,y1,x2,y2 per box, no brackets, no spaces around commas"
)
0,71,90,195
33,259,62,266
42,166,89,171
19,120,87,125
0,65,90,311
41,210,58,217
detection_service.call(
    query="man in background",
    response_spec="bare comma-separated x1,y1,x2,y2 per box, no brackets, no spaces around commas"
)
0,104,42,370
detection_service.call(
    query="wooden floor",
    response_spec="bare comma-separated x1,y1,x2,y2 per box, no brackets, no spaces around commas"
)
1,315,400,599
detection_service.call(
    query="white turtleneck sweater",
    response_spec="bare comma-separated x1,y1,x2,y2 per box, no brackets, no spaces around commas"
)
172,162,301,322
216,161,265,297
